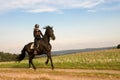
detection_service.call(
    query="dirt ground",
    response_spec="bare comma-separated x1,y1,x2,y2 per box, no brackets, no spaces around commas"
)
0,68,120,80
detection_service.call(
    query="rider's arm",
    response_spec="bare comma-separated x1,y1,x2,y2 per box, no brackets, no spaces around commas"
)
40,30,44,37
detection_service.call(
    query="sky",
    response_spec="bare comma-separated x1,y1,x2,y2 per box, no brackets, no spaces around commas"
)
0,0,120,54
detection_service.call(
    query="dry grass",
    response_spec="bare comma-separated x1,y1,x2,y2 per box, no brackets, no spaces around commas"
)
0,68,120,80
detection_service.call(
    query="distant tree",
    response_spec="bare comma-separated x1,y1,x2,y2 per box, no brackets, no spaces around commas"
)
117,44,120,49
0,52,18,62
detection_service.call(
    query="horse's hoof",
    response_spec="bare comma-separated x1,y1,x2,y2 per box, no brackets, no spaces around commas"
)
52,67,54,70
33,67,36,70
29,68,32,69
34,68,36,70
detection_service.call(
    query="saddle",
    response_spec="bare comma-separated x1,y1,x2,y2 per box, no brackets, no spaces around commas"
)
30,43,39,50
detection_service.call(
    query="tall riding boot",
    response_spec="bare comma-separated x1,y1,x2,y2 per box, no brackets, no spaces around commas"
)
34,45,38,55
34,38,38,55
34,50,37,55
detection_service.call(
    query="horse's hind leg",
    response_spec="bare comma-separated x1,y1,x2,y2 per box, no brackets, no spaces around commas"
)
29,55,36,70
29,59,31,68
45,55,49,65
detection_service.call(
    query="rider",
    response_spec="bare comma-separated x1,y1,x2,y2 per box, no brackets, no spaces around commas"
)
33,24,44,54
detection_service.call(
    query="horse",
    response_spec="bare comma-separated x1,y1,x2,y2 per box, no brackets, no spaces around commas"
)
17,26,56,70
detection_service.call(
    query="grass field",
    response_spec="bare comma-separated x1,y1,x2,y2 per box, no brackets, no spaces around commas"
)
0,49,120,70
0,49,120,80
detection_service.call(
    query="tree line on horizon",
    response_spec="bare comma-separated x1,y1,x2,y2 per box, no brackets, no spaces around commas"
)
0,52,18,62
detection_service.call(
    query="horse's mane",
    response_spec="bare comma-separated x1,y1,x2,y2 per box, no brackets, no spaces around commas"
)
44,25,52,29
43,25,53,38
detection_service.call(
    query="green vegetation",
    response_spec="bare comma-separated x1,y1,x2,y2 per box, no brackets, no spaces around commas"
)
0,49,120,70
0,52,18,62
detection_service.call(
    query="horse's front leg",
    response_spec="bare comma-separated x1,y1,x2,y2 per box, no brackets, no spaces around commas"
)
48,52,54,70
46,52,54,70
49,55,54,70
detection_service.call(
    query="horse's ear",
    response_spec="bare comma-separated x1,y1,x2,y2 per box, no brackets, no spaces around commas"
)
43,27,46,29
51,26,53,29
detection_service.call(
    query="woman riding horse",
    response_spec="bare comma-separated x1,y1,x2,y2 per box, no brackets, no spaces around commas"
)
17,25,55,70
33,24,44,54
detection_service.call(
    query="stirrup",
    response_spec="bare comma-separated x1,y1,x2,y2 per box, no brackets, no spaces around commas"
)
34,50,37,54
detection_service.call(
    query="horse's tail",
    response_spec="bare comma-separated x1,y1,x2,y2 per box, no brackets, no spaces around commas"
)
16,45,26,61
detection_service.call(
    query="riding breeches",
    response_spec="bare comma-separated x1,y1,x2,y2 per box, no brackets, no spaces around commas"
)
34,37,41,50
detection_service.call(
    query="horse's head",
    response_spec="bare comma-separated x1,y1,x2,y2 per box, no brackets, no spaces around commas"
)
44,25,56,40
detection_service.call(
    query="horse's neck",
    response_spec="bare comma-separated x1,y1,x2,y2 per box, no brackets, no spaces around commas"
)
43,34,50,44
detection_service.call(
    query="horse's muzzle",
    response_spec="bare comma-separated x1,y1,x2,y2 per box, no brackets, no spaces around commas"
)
52,36,56,40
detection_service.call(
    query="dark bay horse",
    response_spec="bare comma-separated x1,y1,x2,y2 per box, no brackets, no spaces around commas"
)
17,26,55,70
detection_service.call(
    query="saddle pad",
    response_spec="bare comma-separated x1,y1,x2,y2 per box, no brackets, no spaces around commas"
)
30,43,34,49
